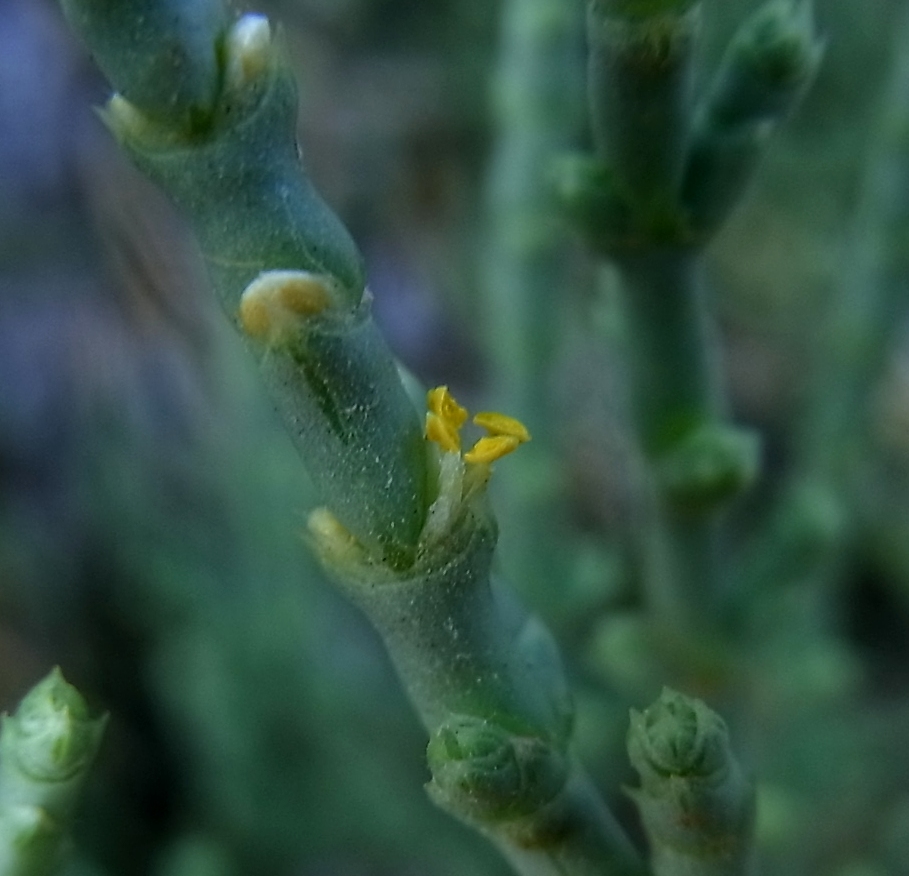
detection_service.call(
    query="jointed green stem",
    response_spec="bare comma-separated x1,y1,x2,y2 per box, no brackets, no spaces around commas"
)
615,250,720,457
58,3,646,875
577,0,820,644
615,249,726,631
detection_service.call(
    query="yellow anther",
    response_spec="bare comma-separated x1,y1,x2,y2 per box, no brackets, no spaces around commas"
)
238,293,272,339
307,507,352,544
427,386,468,430
424,386,530,465
473,411,531,443
278,275,334,315
238,270,335,344
426,412,461,453
464,435,521,464
307,507,363,567
227,14,272,85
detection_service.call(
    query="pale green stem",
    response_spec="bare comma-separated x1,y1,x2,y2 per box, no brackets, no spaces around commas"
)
587,0,699,213
59,3,645,875
583,1,731,640
481,0,584,609
312,484,647,876
494,764,644,876
615,249,725,633
484,0,582,427
580,0,820,639
614,251,720,456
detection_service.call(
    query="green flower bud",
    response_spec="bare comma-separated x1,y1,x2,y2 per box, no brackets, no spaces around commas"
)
0,670,105,876
682,0,824,237
627,689,755,876
553,155,636,256
0,669,106,821
628,688,728,787
427,715,567,823
657,423,760,514
708,0,823,128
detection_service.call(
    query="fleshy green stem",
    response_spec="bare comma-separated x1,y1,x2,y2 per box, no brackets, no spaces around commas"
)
614,250,719,457
59,3,645,874
310,462,646,876
587,0,699,216
584,0,729,636
61,2,429,567
569,0,820,637
615,249,726,629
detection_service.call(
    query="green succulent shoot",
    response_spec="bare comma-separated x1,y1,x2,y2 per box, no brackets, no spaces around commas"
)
682,0,824,237
0,668,106,876
627,688,756,876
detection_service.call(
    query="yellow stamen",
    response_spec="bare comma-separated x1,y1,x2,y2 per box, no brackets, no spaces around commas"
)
238,293,272,339
473,411,531,443
426,412,461,453
424,386,530,465
464,435,521,464
427,386,468,430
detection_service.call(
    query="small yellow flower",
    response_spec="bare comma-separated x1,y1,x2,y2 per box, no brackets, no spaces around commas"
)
424,387,530,464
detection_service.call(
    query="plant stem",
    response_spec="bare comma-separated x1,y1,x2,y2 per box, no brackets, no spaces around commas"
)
482,0,584,609
577,0,821,640
494,762,644,876
58,3,648,873
615,250,720,456
615,249,724,633
484,0,582,429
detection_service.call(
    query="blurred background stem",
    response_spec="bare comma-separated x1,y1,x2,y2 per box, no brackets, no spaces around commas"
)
585,1,729,642
615,249,725,634
481,0,584,606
